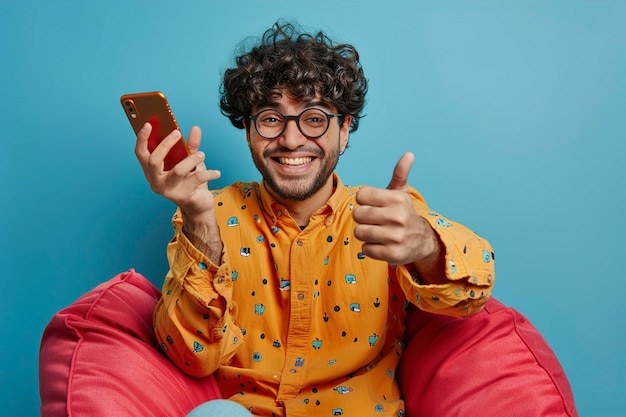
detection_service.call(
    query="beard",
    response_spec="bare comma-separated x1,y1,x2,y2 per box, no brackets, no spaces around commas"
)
251,145,340,201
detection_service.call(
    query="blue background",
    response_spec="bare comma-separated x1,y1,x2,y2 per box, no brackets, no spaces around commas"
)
1,1,624,416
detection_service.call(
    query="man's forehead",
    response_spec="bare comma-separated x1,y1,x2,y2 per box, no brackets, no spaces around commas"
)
254,88,335,111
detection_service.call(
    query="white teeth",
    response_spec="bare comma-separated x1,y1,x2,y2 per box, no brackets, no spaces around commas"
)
278,157,313,166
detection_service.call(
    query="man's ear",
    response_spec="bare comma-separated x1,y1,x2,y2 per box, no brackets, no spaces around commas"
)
339,114,352,153
243,118,251,144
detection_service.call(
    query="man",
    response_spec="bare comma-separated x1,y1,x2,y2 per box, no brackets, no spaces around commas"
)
135,21,494,417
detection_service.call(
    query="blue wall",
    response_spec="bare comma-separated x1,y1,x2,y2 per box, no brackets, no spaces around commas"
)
1,1,624,416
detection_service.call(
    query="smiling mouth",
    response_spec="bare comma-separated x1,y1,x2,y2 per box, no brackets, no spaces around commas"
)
277,156,314,166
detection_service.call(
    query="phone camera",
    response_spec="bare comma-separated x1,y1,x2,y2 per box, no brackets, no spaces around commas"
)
124,100,138,117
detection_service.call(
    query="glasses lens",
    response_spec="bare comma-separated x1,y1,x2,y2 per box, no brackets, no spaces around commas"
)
299,109,329,138
255,110,284,139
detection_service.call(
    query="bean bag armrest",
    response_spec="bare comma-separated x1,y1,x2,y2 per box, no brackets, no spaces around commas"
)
398,298,578,417
39,270,221,417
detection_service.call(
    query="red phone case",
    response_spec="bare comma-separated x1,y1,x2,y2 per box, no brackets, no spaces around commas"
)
121,92,190,171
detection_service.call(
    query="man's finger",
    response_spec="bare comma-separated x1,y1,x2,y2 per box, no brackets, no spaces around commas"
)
355,187,408,209
386,152,415,191
134,122,152,163
187,126,202,153
149,129,183,166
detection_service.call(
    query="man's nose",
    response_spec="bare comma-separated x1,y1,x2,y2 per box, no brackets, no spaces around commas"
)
278,119,307,149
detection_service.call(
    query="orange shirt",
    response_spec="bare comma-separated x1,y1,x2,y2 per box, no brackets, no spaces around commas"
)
154,175,494,417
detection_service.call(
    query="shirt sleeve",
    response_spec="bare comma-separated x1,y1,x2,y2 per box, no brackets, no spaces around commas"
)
153,209,244,377
396,187,495,318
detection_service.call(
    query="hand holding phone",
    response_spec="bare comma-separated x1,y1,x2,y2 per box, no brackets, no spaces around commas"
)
121,91,190,171
125,92,221,219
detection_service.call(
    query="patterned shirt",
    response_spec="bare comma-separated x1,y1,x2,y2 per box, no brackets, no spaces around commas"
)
154,175,495,417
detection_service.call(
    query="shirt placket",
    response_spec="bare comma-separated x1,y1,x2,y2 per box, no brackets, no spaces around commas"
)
276,234,314,399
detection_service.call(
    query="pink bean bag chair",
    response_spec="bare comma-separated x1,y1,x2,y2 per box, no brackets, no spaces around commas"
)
39,270,578,416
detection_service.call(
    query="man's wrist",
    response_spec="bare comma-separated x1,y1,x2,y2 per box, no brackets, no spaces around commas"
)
412,219,448,285
181,209,223,266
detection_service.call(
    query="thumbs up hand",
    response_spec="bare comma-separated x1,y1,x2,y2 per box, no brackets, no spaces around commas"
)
353,152,446,282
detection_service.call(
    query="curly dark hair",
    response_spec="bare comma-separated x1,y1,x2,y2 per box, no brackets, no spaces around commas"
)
219,20,368,133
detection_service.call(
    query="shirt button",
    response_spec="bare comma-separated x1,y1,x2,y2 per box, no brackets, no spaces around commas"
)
289,369,296,374
297,292,305,300
296,240,303,247
217,278,224,284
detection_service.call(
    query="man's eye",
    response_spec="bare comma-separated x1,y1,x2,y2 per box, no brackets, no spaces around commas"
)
261,116,282,124
304,116,326,125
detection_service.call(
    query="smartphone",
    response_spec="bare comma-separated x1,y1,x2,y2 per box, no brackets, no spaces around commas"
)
120,91,190,171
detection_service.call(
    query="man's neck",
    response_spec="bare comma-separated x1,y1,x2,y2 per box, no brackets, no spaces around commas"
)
265,179,335,228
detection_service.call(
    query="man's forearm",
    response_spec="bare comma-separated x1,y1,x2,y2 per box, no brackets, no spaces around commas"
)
412,235,448,285
410,216,448,285
181,210,223,266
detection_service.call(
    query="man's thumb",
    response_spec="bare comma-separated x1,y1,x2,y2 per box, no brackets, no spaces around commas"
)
386,152,415,191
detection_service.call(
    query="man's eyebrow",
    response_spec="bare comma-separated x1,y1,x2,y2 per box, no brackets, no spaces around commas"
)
305,100,333,110
253,99,335,113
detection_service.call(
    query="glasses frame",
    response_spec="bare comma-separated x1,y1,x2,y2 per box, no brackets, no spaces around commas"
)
248,107,345,140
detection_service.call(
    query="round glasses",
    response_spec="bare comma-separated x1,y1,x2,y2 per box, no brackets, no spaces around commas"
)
249,108,344,139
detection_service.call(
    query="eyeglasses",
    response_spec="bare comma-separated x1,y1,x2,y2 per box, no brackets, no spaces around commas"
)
248,108,344,139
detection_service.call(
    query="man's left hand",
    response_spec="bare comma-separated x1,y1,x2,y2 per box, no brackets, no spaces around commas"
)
353,152,446,282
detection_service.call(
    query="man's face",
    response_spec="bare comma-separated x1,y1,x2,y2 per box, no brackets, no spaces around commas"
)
246,90,351,202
